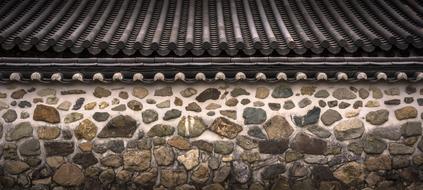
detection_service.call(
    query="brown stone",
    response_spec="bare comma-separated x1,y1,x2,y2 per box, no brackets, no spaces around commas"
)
123,150,151,171
33,104,60,124
290,133,327,155
74,119,97,141
333,162,364,184
52,163,84,186
209,117,242,139
168,136,191,150
37,126,60,140
365,155,392,171
263,115,294,140
395,106,417,120
160,169,187,188
4,160,30,174
78,142,93,152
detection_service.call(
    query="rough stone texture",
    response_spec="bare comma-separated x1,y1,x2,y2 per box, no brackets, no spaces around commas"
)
177,116,207,138
290,133,327,155
263,115,293,139
37,126,60,140
33,104,60,123
243,107,267,124
258,139,289,154
147,124,175,137
123,150,151,171
333,162,364,184
366,109,389,125
272,84,293,98
209,117,242,139
98,115,138,138
53,163,85,186
395,106,418,120
196,88,221,102
6,122,33,141
321,109,342,126
142,109,159,124
334,118,365,141
44,141,75,156
74,119,97,141
160,169,187,188
293,107,320,127
177,149,199,170
332,88,357,100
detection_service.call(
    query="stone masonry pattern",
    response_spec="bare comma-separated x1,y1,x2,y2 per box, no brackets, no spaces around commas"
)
0,82,423,190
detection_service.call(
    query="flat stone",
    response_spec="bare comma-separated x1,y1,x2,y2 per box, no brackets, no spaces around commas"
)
147,124,174,137
384,87,400,96
293,106,320,127
160,169,187,188
4,160,30,175
307,125,331,138
392,155,410,169
98,115,138,138
400,122,422,137
46,96,59,105
64,112,84,123
384,99,401,105
404,97,414,104
321,109,342,126
240,151,261,163
283,100,295,110
19,138,41,156
174,97,183,106
365,155,392,171
213,165,230,182
395,106,417,120
247,126,267,139
268,103,281,111
155,86,173,96
73,152,98,168
132,86,149,99
256,87,270,99
6,122,33,141
185,102,201,112
358,88,369,99
93,87,111,98
300,86,316,95
100,154,123,168
196,88,221,102
180,88,197,97
142,109,158,124
332,88,357,100
298,97,312,108
123,150,151,171
209,117,242,139
363,136,387,154
304,155,328,164
78,142,93,152
366,109,389,125
177,149,199,170
127,100,143,111
271,84,293,98
314,89,330,98
225,98,238,106
214,141,234,155
220,110,236,120
370,126,401,140
243,107,266,124
389,143,414,155
232,161,251,183
236,135,258,150
339,101,351,109
167,136,191,150
57,101,71,111
92,112,110,122
253,101,264,107
177,116,207,138
44,141,74,156
111,104,126,111
231,88,250,97
333,162,364,184
74,119,97,141
258,139,289,154
164,109,182,120
156,100,170,108
46,156,65,169
328,100,338,107
61,89,86,95
33,104,60,123
291,132,327,155
262,164,286,180
53,163,84,186
263,115,293,140
72,98,85,110
0,100,9,110
334,118,365,141
192,140,213,152
2,109,17,123
154,146,174,166
11,89,26,99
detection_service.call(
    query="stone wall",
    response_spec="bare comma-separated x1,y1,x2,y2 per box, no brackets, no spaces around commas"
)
0,82,422,190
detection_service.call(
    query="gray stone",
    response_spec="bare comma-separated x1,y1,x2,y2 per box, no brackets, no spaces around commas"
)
321,109,342,126
185,102,201,112
156,100,170,108
11,89,27,99
272,84,293,98
119,91,129,99
366,109,389,125
4,160,30,175
263,115,293,140
334,118,365,141
64,112,83,123
258,139,289,154
243,107,266,124
395,106,417,120
99,169,115,184
6,122,33,141
180,88,197,97
261,164,286,180
19,138,41,156
72,152,98,168
291,132,327,155
268,103,281,111
293,106,320,127
111,104,126,111
46,96,59,105
298,98,312,108
44,141,75,156
92,112,110,122
384,87,400,96
98,115,138,138
196,88,221,102
400,122,422,137
338,102,350,109
370,126,401,140
283,100,295,110
214,141,234,155
307,125,331,138
163,109,182,120
213,166,231,182
53,163,84,186
231,88,250,97
241,98,251,105
328,100,338,107
127,100,143,111
132,86,148,99
304,155,328,164
209,117,242,139
18,100,31,108
72,97,85,110
314,89,330,98
389,143,414,155
248,126,267,139
147,124,175,137
107,140,125,153
191,163,210,183
123,149,151,171
142,109,158,124
192,140,213,152
332,88,357,100
57,101,71,111
404,97,414,104
154,86,173,96
392,155,410,169
232,161,251,183
358,88,369,99
236,135,258,150
2,109,17,123
93,87,111,98
178,116,207,138
363,136,387,154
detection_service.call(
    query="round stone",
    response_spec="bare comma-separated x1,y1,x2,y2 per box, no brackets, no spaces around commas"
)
127,100,143,111
2,109,17,123
93,87,111,98
185,102,201,112
395,106,417,120
214,141,234,155
154,146,174,166
164,109,181,120
6,122,33,141
255,87,269,99
53,163,84,186
180,88,197,97
19,138,41,156
366,109,389,125
271,84,293,98
177,116,207,138
142,109,158,124
132,86,149,99
100,154,123,168
321,109,342,126
314,90,330,98
92,112,110,122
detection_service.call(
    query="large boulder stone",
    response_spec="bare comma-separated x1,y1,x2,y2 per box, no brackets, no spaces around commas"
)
209,117,242,139
263,115,293,140
321,109,342,126
366,109,389,125
177,116,207,138
74,119,97,141
334,119,365,141
52,163,84,186
195,88,221,102
6,122,33,141
98,115,138,138
290,133,327,155
123,150,151,171
370,126,401,141
33,104,60,123
243,107,267,124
